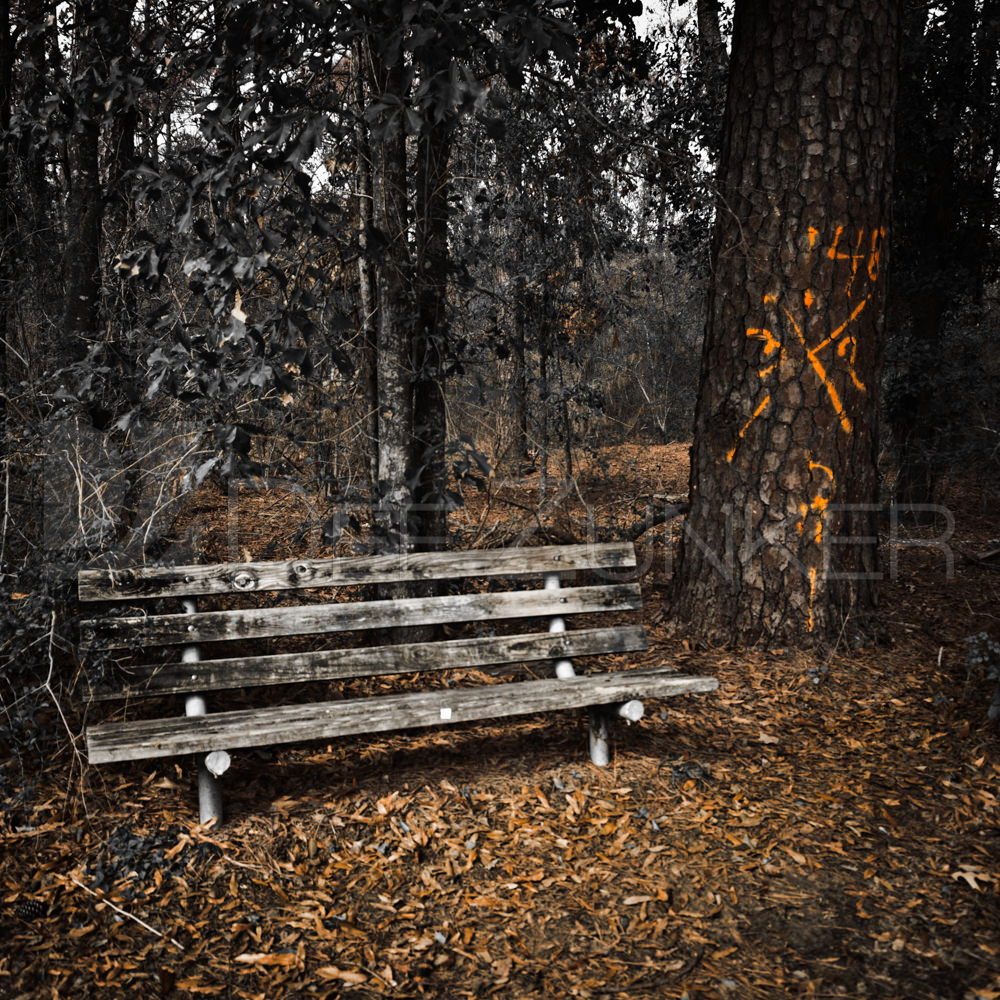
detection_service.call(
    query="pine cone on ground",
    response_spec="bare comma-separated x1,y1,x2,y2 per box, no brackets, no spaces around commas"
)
14,898,47,921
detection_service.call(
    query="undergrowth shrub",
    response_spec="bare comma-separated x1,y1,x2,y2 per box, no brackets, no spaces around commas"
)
963,631,1000,726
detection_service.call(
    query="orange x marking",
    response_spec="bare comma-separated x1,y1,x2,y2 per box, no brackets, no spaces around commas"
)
778,293,871,434
728,290,871,462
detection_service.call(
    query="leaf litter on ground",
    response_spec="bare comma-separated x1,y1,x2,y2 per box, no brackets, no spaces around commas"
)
2,445,999,999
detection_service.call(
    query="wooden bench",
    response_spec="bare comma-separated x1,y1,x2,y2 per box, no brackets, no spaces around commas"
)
79,543,717,821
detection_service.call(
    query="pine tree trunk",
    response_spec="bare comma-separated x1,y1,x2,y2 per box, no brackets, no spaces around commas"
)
213,0,241,144
672,0,899,645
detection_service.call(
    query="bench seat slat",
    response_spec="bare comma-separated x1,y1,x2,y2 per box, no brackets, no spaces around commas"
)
87,625,650,700
78,542,637,601
86,667,719,764
80,583,642,650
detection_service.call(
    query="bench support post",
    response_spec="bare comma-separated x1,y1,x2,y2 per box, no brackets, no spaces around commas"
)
588,700,645,766
544,572,576,679
588,707,610,765
182,600,226,825
546,570,630,765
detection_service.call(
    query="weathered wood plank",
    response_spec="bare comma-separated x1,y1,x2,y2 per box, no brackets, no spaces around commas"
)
78,543,637,601
80,583,642,650
86,626,650,700
86,667,719,763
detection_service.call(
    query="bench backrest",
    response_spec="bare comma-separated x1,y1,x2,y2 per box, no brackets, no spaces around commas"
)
78,543,648,701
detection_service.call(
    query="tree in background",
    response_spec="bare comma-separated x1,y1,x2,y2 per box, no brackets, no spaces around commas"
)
886,0,1000,503
353,1,577,551
60,2,102,359
366,3,416,550
446,10,710,492
1,0,12,428
672,0,899,645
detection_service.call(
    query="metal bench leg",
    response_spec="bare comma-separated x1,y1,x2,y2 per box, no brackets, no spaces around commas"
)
588,700,645,767
588,707,610,765
544,571,576,679
184,694,226,825
182,599,228,825
546,570,643,766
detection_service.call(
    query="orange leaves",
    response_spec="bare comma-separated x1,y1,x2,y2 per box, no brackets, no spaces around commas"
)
315,965,368,984
7,584,1000,1000
173,977,228,994
561,787,587,821
234,951,302,968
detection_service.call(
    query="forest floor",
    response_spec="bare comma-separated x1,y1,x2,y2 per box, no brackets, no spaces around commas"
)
2,443,999,1000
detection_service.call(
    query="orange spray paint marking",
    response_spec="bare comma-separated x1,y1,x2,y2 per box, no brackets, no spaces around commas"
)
732,226,882,495
810,295,870,355
838,336,866,390
827,226,845,261
747,327,781,356
796,502,809,535
844,229,867,297
780,303,853,434
868,228,884,281
827,227,873,298
811,497,829,544
726,394,772,462
808,295,871,400
802,458,836,626
735,225,885,631
827,226,885,291
749,331,781,374
808,459,835,480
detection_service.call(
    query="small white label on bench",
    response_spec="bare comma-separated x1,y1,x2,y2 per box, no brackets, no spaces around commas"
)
440,707,452,720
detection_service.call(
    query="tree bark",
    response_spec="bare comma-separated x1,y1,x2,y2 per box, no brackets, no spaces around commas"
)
888,0,997,506
537,283,551,502
511,271,531,469
106,1,139,332
212,0,241,145
351,36,379,489
696,0,725,56
412,115,453,550
508,155,532,471
18,0,51,243
672,0,899,645
967,0,999,303
62,1,103,360
370,5,414,552
1,0,12,426
696,0,729,149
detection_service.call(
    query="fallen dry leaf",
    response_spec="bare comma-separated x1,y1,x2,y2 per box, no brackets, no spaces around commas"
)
315,966,368,984
234,952,299,967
